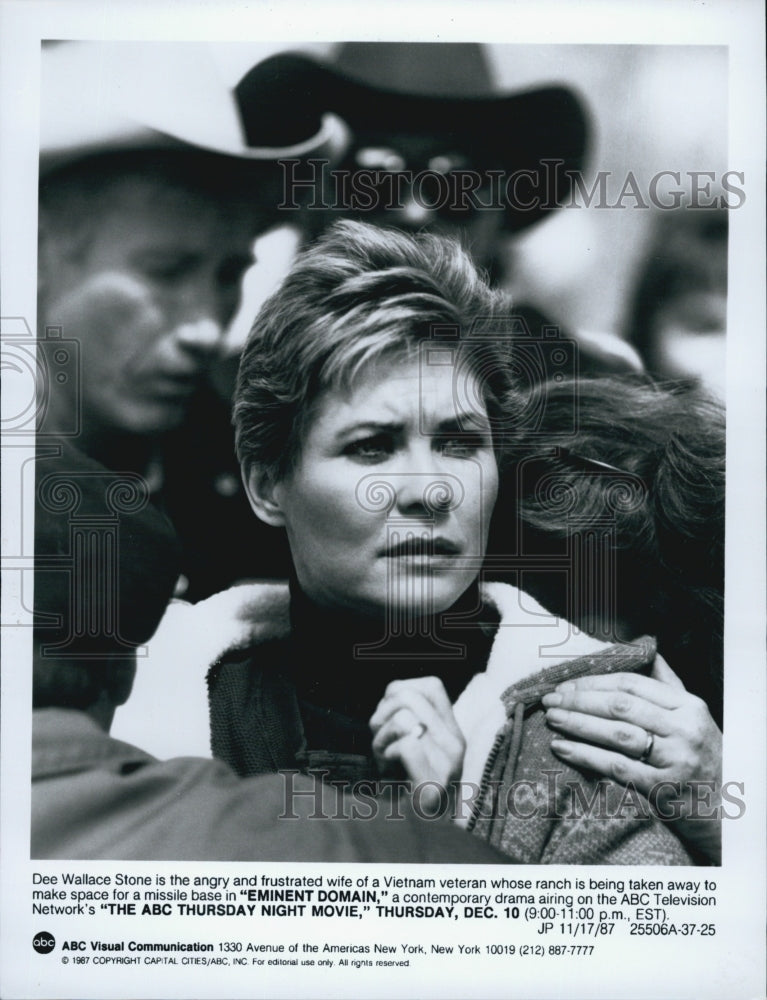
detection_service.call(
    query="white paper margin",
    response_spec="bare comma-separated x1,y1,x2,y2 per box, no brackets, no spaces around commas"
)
1,2,765,998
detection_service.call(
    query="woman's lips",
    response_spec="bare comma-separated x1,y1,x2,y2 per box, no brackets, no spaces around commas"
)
380,537,461,558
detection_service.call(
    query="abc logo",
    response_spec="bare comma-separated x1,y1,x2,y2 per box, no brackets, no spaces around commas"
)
33,932,55,954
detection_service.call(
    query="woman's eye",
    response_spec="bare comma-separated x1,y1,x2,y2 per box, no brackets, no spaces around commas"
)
343,435,393,463
438,434,490,457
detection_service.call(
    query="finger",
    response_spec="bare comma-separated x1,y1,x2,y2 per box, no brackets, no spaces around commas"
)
650,654,686,690
371,707,421,755
378,706,466,796
545,708,654,758
370,686,459,742
549,738,660,795
370,687,432,731
369,696,406,733
379,676,453,716
382,729,432,765
372,697,460,754
541,688,675,736
544,673,683,711
372,698,461,763
382,730,450,791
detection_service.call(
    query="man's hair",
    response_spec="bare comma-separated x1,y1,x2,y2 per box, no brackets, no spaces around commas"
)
492,376,725,723
234,219,513,483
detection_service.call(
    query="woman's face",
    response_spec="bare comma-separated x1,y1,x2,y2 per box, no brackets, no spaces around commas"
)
263,355,498,617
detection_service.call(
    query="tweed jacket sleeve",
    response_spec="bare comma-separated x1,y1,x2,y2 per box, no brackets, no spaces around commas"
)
466,637,694,865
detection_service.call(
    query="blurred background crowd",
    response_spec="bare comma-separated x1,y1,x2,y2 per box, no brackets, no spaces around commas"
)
224,42,728,398
35,39,729,603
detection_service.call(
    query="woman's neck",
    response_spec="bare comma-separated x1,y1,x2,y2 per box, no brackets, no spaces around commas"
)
287,578,498,720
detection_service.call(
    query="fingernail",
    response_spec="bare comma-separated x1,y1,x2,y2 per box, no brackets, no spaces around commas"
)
546,708,565,725
550,739,571,756
556,681,574,693
542,692,562,707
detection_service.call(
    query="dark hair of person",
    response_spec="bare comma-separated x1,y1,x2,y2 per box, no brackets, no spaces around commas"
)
490,376,725,724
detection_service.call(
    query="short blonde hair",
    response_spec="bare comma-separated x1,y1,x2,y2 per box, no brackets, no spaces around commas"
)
234,219,513,482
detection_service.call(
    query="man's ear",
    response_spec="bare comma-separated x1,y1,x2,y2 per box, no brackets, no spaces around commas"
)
243,465,286,527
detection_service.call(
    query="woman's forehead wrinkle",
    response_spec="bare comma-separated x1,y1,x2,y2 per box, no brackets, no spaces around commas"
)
312,363,490,447
417,369,485,422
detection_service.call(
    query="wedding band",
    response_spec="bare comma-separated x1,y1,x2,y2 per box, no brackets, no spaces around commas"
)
638,730,655,763
413,722,427,740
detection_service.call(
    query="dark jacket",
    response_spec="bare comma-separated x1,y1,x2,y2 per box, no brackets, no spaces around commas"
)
32,708,505,863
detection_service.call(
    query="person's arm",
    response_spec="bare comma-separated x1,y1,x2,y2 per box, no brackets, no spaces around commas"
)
541,655,722,863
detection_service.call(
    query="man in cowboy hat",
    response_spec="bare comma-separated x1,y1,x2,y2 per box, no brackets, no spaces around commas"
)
237,42,641,373
37,41,346,600
239,42,585,263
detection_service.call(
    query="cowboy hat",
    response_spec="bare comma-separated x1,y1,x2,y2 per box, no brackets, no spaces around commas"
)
39,41,348,177
235,42,589,231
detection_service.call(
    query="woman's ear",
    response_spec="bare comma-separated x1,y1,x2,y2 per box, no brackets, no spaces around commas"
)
243,465,286,527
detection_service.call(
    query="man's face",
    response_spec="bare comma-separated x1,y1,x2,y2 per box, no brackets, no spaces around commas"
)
40,173,258,441
332,131,505,267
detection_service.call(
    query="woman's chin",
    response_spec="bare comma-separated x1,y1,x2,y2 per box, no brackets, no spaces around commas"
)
304,567,476,619
376,581,472,619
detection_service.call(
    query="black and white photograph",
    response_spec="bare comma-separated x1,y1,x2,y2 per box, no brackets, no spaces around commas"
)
1,2,764,998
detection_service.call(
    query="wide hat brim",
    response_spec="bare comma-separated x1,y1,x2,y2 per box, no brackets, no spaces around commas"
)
236,50,590,231
39,42,348,178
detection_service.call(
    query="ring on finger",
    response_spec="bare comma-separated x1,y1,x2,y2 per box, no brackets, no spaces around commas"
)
637,730,655,763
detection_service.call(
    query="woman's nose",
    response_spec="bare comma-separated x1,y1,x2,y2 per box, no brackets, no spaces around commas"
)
393,469,462,519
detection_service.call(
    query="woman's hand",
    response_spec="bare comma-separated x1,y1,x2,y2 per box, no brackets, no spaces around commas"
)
369,677,466,812
541,656,722,862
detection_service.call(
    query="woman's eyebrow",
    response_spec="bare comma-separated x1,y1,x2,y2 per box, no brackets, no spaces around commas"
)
434,413,492,433
331,413,490,442
333,420,402,441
